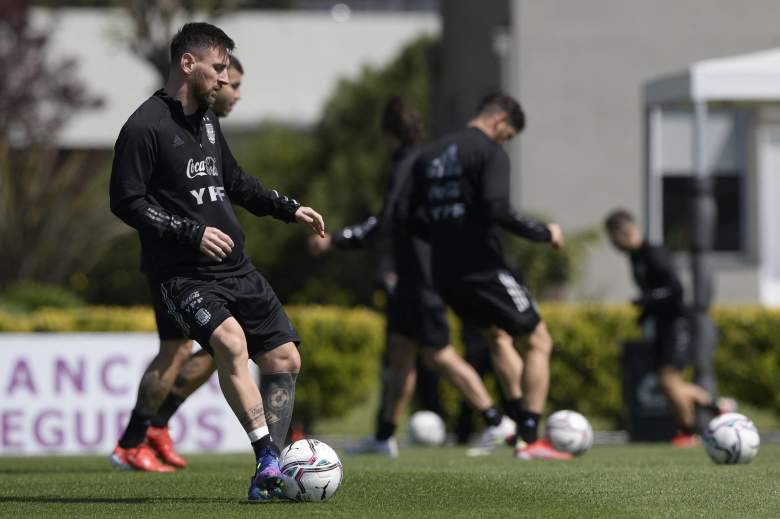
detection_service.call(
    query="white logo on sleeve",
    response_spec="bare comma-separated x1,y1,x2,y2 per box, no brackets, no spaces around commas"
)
186,156,218,179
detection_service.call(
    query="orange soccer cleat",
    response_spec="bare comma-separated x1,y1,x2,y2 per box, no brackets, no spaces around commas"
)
671,432,699,448
110,443,176,473
146,426,188,469
515,438,573,460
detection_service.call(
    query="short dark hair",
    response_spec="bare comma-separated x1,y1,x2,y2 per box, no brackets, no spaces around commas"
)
229,54,244,74
477,92,525,132
381,97,423,146
604,209,636,233
170,22,235,67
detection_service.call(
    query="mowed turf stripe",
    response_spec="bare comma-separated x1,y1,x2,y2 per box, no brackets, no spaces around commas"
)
0,445,778,518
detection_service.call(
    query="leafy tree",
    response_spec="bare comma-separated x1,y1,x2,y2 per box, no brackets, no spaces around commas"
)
0,1,112,289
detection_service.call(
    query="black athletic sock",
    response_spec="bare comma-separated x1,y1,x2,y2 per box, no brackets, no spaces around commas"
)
679,425,695,435
118,410,153,448
375,420,397,441
150,392,186,428
251,434,279,461
516,408,541,444
481,406,503,427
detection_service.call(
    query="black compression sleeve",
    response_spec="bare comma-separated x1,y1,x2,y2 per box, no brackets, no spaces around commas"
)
109,121,205,247
480,145,551,242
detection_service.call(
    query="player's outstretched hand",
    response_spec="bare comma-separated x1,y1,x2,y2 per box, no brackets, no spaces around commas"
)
308,233,332,256
548,223,565,249
200,226,234,262
296,206,326,238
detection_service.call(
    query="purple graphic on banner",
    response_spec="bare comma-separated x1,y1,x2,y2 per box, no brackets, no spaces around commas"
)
101,356,130,395
55,357,86,394
2,410,24,448
6,358,37,395
34,409,64,448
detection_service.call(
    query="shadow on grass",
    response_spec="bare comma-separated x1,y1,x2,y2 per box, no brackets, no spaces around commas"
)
0,496,299,505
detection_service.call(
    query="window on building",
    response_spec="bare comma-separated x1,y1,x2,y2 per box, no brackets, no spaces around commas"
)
655,109,748,254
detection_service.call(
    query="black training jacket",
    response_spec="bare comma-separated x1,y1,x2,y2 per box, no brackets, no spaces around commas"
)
411,127,551,279
331,146,433,291
109,90,300,282
630,241,685,319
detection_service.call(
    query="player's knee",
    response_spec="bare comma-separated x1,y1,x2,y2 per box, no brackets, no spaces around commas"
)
260,342,301,373
211,329,248,364
528,322,553,357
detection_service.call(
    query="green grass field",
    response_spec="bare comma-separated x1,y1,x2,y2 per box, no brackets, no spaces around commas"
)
1,444,779,519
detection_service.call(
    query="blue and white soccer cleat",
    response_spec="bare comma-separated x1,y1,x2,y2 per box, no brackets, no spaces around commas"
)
248,447,286,502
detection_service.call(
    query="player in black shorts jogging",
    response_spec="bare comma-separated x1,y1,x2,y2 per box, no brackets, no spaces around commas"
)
116,54,245,472
412,93,571,460
109,23,324,501
311,97,514,456
604,209,723,447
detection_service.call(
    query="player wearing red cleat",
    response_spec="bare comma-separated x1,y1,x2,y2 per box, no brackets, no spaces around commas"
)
145,426,188,468
516,438,573,460
411,93,570,459
111,443,176,473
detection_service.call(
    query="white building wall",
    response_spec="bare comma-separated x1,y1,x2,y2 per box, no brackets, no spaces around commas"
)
508,0,780,304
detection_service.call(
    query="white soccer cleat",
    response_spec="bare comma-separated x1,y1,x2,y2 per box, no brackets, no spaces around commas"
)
467,416,516,457
345,436,399,458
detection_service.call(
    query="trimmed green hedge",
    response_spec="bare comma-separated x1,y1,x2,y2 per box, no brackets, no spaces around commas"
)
1,305,778,428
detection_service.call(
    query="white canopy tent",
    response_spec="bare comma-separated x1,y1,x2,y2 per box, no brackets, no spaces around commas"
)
643,48,780,306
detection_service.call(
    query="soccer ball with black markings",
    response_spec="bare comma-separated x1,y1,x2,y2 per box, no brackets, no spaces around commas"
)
280,439,343,502
408,410,446,446
703,413,760,465
544,410,594,456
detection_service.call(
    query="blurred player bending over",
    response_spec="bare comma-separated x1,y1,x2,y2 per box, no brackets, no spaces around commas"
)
311,97,514,456
412,93,570,460
604,209,723,447
126,55,245,470
110,22,325,501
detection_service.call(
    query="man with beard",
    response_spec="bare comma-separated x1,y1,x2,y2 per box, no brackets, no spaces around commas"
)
122,54,245,471
110,23,324,502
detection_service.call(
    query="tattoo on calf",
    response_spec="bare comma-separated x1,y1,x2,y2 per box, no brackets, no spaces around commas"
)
260,372,298,449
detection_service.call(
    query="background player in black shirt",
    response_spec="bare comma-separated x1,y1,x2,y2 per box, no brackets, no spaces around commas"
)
311,97,513,456
413,93,570,460
109,23,324,501
605,209,721,446
121,55,245,471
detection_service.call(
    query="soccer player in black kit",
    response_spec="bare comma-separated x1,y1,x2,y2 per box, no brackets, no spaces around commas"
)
311,97,514,456
413,93,571,460
114,54,245,472
109,23,324,500
605,209,723,447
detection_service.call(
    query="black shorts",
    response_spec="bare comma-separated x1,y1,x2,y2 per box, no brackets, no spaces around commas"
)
148,279,188,341
648,316,690,370
158,269,300,357
386,283,450,349
437,269,541,336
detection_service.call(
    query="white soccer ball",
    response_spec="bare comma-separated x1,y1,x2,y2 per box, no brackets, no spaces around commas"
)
544,410,594,456
280,439,343,502
408,410,446,446
703,413,760,465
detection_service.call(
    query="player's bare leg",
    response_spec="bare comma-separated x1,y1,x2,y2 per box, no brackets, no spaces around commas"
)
485,328,523,401
254,342,301,451
420,345,515,456
111,338,192,472
147,348,215,468
421,346,493,410
210,318,282,501
658,366,716,447
521,321,553,413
